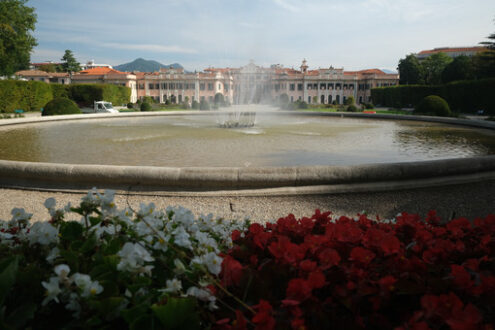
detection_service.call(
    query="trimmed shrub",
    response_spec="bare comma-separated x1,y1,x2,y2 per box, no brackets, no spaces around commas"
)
140,102,152,111
0,80,52,113
69,84,130,107
347,104,358,112
42,98,81,116
50,84,70,99
127,102,134,109
345,96,355,105
414,95,452,117
371,78,495,114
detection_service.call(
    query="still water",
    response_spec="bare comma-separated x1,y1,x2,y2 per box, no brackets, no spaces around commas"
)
0,114,494,167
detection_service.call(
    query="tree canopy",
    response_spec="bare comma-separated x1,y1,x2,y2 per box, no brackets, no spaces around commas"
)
441,55,474,83
397,54,424,85
422,52,453,85
0,0,37,76
61,49,81,72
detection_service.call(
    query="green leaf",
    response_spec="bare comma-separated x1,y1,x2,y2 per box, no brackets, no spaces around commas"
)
0,256,19,306
130,314,155,330
5,302,36,328
121,304,148,325
60,221,84,241
80,233,97,254
151,298,200,330
60,250,79,271
102,238,122,255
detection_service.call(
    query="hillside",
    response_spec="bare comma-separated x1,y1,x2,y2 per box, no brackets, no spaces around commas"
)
114,58,183,72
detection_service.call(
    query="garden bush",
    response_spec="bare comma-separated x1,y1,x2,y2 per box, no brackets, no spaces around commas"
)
42,98,81,116
344,96,355,105
140,102,152,111
346,104,358,112
414,95,452,117
126,102,134,109
1,191,493,329
0,80,52,113
69,84,130,107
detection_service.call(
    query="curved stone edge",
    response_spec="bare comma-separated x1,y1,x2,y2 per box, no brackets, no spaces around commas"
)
1,111,494,194
1,156,494,193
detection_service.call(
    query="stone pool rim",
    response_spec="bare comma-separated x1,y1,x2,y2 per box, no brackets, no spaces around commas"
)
0,110,494,196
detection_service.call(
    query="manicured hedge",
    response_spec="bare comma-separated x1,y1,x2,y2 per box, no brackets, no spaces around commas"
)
0,80,52,113
371,78,495,114
42,97,81,116
0,80,131,113
69,84,130,107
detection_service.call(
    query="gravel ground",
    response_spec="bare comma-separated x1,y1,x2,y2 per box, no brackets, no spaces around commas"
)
1,180,494,223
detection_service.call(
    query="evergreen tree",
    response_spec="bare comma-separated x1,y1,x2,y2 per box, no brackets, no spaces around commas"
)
397,54,424,85
441,55,474,83
0,0,37,76
61,49,81,72
422,52,452,85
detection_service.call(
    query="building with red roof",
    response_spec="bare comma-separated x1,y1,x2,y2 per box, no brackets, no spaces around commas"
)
416,47,488,61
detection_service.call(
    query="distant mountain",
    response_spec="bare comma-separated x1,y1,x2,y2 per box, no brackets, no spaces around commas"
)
381,69,398,74
114,58,183,72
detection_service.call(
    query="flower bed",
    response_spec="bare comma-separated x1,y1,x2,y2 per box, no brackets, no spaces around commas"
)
0,189,493,329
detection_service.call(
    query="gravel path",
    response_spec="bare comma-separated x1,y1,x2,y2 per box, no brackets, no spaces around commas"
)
1,179,494,223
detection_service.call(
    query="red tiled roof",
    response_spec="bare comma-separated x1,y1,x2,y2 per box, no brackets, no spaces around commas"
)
78,67,127,75
15,70,69,77
417,47,487,55
344,69,386,75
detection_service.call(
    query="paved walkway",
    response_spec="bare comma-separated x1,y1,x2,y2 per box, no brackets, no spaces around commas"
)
1,179,494,223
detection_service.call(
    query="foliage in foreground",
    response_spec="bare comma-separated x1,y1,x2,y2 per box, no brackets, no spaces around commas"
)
0,190,494,329
0,189,247,329
216,211,495,329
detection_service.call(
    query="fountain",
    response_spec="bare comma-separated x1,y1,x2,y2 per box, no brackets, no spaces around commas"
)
0,107,494,194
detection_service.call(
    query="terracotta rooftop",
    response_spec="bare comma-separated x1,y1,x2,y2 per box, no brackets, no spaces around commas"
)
78,67,128,75
344,69,393,75
15,70,69,77
417,47,488,55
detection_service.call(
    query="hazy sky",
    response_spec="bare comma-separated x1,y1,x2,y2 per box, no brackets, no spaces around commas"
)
29,0,494,72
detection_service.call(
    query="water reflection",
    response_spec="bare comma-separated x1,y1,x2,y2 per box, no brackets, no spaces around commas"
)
0,116,493,167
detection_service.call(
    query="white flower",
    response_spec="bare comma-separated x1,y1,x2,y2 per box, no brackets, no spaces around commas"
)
72,273,103,297
173,258,187,274
117,242,154,274
202,252,223,275
54,264,70,280
172,226,192,250
28,222,59,246
99,190,117,215
161,278,182,294
41,276,62,305
44,198,56,210
81,187,100,205
65,292,81,317
46,247,60,264
9,208,32,227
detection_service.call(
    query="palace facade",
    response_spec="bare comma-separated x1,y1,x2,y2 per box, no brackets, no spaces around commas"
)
136,60,399,105
17,60,399,105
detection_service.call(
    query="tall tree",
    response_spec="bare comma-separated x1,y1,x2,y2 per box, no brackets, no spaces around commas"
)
397,54,424,85
0,0,37,76
441,55,474,83
422,52,452,85
61,49,81,72
475,24,495,79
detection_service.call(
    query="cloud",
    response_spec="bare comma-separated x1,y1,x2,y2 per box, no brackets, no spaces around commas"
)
272,0,300,12
103,43,197,54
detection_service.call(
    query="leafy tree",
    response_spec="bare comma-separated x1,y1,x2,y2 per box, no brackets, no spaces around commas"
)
397,54,424,85
441,55,474,83
422,52,452,85
38,63,57,73
0,0,37,76
475,24,495,79
345,96,355,105
61,49,81,72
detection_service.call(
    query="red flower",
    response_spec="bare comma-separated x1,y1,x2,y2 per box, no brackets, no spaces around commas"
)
307,270,326,289
252,300,276,330
363,228,401,255
446,217,471,238
349,246,376,265
378,275,397,292
231,230,241,242
286,278,313,302
450,265,473,290
268,237,305,265
221,255,244,287
291,317,306,330
325,222,363,243
233,310,247,330
317,248,341,269
299,259,317,273
445,303,482,330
